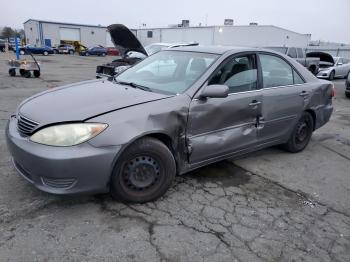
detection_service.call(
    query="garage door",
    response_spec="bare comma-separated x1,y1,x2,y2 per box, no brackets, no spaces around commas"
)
59,27,80,41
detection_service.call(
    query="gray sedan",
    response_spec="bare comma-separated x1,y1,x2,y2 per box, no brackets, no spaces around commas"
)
6,46,334,202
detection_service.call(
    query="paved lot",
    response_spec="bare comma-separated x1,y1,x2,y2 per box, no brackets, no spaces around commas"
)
0,53,349,261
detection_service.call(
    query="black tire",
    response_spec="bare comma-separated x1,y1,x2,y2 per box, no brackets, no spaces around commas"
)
53,49,58,54
85,52,90,56
111,137,176,203
20,50,25,55
281,112,314,153
346,93,350,98
19,69,25,76
33,70,40,78
9,68,16,77
23,70,31,78
43,51,48,56
102,53,106,57
329,70,335,80
69,50,74,55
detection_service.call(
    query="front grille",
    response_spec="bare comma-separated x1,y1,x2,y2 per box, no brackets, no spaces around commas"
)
41,177,77,189
17,114,39,136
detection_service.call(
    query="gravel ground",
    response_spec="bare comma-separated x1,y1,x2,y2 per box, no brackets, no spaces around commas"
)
0,53,349,261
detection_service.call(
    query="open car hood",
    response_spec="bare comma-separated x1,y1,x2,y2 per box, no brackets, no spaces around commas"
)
306,52,334,65
107,24,148,57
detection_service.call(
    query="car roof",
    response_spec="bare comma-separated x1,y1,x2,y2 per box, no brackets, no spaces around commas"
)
169,45,263,54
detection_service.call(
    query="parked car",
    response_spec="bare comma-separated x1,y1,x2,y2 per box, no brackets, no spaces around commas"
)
57,44,75,54
80,46,107,56
266,47,320,75
345,72,350,98
0,39,6,52
106,47,119,56
96,24,199,78
315,56,350,80
16,45,54,56
6,45,334,203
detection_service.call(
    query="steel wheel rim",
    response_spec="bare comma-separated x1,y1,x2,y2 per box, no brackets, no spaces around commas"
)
122,155,160,191
295,118,310,144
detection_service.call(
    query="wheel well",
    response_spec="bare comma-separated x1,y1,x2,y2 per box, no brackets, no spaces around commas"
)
146,133,174,152
305,109,316,130
145,133,179,169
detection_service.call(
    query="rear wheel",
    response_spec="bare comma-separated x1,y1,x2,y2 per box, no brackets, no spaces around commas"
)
281,112,314,153
111,137,176,203
85,52,90,56
329,70,335,80
69,50,74,55
20,50,25,55
9,68,16,77
346,93,350,98
102,53,106,57
33,70,40,78
43,51,48,56
19,69,25,76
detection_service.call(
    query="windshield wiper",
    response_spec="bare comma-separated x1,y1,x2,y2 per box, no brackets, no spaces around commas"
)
115,80,152,92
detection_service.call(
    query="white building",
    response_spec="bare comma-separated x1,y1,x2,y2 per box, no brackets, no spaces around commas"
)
23,19,114,47
135,25,311,48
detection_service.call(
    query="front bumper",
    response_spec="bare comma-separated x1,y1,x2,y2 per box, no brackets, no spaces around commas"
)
316,71,331,79
5,116,121,195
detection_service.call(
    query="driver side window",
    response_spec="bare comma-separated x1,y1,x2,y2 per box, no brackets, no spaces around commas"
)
208,54,257,94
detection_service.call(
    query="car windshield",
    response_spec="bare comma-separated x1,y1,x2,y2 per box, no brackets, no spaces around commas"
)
145,44,170,55
266,47,288,54
116,51,218,95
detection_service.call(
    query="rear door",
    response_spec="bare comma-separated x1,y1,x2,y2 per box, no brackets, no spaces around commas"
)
257,53,307,146
187,53,262,164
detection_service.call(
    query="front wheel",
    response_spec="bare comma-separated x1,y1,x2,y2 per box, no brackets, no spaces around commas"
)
329,70,335,80
281,112,314,153
111,137,176,203
346,93,350,98
69,50,74,55
43,51,48,56
20,50,25,55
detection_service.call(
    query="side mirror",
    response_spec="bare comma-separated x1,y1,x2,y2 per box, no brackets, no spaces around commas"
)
199,84,229,99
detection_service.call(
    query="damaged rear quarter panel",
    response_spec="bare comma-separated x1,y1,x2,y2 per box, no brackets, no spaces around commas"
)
87,94,191,172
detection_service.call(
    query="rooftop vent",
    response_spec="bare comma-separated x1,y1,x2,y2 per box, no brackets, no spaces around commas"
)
224,19,234,26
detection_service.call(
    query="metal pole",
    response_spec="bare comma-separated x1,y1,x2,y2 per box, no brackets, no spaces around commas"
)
15,37,19,60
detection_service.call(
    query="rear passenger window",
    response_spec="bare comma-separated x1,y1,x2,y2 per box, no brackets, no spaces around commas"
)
259,54,294,88
293,70,305,84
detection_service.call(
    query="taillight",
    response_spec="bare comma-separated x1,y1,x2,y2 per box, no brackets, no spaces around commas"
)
331,84,336,98
327,83,335,98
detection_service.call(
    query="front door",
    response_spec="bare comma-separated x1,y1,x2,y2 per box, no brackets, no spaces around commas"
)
187,53,262,164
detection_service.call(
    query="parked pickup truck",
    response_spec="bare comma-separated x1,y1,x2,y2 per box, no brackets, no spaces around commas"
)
266,47,320,75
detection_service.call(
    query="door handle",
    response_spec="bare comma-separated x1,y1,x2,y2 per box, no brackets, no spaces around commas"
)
249,100,261,107
299,91,309,97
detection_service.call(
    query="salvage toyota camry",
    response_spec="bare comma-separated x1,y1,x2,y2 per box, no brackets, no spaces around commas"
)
6,46,334,203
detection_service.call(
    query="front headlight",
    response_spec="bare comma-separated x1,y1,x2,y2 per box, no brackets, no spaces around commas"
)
30,123,108,146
